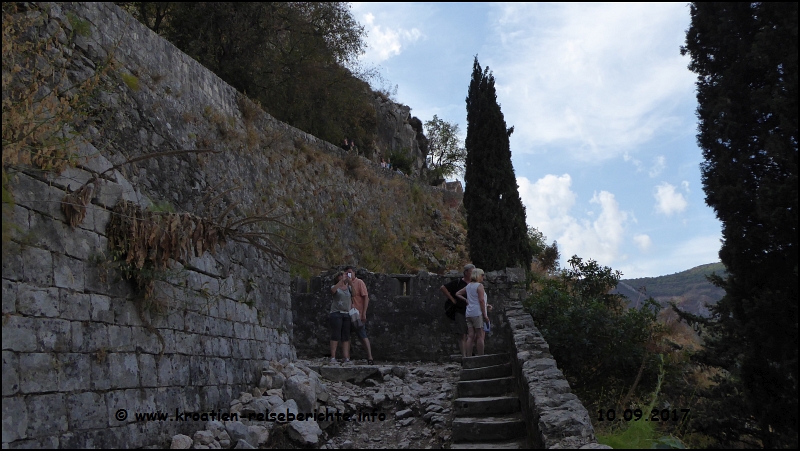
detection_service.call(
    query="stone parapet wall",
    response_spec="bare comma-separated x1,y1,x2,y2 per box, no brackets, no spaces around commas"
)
504,301,605,449
292,268,527,362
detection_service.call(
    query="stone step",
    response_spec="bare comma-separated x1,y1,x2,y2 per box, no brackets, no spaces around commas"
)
460,362,512,381
453,396,520,417
450,439,526,449
462,353,509,369
457,377,516,398
452,414,526,442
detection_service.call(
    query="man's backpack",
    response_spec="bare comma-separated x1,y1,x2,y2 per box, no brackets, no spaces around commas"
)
444,300,456,320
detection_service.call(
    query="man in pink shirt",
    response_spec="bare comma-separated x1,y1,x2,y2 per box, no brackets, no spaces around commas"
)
345,266,374,365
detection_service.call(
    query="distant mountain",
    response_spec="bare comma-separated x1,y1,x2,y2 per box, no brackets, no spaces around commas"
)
614,263,727,317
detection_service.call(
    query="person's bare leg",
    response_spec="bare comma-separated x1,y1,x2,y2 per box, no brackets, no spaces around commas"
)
476,329,485,356
466,327,476,357
460,334,468,357
360,337,373,360
330,341,338,360
343,341,350,360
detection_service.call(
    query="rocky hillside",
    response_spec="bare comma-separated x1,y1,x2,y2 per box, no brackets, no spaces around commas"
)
614,262,727,316
371,93,429,178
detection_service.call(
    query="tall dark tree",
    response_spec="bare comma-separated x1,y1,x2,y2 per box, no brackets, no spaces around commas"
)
680,3,797,447
464,58,532,271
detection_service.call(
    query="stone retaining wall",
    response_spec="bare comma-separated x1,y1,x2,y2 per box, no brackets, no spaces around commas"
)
504,301,604,449
292,269,527,362
2,168,293,448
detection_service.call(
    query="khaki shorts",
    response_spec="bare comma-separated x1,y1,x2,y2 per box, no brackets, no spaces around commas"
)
466,315,483,329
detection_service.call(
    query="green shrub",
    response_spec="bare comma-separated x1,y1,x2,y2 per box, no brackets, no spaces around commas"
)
389,148,414,175
524,256,664,411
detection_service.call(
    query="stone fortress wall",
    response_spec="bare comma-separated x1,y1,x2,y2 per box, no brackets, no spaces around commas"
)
3,2,596,448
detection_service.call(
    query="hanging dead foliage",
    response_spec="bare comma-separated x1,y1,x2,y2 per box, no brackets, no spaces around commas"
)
62,183,94,227
108,200,227,283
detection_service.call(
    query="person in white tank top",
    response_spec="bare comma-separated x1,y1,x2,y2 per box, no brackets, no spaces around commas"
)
455,268,490,356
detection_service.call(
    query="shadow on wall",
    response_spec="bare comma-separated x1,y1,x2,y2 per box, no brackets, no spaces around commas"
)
291,268,527,362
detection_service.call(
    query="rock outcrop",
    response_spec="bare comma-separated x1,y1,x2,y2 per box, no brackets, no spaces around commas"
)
372,94,429,178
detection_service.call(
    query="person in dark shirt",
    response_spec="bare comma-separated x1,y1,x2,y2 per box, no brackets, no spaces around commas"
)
440,264,475,358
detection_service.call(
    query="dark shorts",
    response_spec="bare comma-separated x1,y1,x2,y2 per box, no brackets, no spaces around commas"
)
354,323,368,340
329,312,351,342
451,312,467,335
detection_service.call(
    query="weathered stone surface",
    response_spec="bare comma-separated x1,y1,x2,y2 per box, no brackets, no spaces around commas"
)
19,353,59,393
170,434,193,449
193,430,215,445
224,420,249,443
284,374,316,413
2,396,28,442
25,393,68,437
318,366,380,383
2,315,38,352
246,425,269,447
17,285,59,317
66,392,106,429
288,419,323,446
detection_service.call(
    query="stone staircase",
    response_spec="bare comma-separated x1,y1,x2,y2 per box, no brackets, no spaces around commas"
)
451,353,527,449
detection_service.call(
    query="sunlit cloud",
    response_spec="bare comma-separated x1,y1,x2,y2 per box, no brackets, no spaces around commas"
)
518,175,628,266
359,12,422,63
654,182,687,215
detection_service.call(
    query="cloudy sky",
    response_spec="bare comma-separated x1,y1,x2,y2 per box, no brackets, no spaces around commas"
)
351,2,722,278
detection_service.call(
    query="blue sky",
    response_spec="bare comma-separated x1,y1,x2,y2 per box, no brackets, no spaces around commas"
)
351,2,722,278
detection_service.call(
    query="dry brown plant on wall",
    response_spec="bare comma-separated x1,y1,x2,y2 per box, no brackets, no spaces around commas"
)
2,4,114,174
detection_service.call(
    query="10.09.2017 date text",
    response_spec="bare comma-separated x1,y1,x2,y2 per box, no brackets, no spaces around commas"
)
598,408,690,422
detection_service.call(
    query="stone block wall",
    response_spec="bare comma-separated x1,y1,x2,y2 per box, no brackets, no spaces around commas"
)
2,167,293,448
504,301,604,449
292,268,527,362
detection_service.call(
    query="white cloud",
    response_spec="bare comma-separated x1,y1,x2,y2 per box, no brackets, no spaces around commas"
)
488,3,694,161
681,180,690,192
633,234,652,252
649,155,666,178
518,175,628,265
654,182,687,215
623,152,643,172
359,12,422,63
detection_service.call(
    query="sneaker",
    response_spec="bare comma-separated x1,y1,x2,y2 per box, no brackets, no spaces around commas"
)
329,358,337,365
342,359,352,366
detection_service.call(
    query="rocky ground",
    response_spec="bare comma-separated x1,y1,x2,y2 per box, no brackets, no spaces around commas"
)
168,357,461,449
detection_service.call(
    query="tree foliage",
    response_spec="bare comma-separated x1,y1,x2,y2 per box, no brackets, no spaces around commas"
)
464,57,532,271
118,2,380,153
679,2,798,447
525,256,664,409
425,115,466,180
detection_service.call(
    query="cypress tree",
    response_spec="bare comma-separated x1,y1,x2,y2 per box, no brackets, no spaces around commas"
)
464,57,532,271
680,3,798,447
